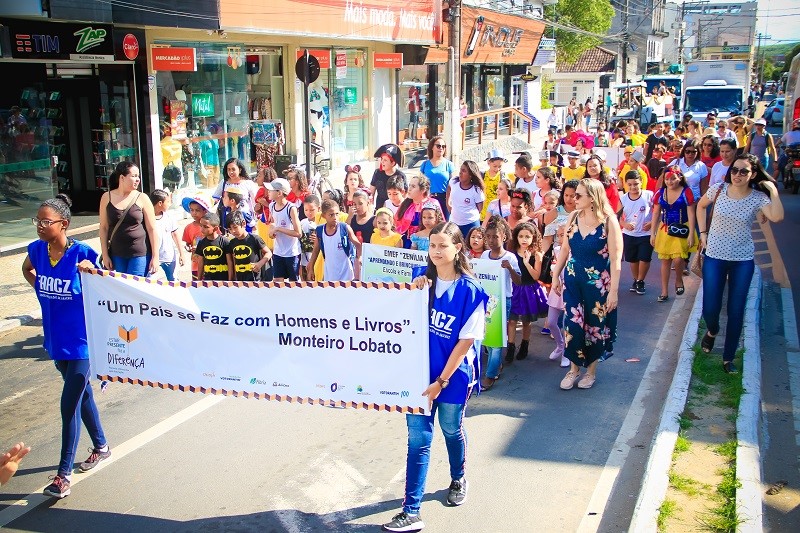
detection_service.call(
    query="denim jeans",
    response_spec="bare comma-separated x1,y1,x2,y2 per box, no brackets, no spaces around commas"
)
112,255,150,276
54,359,107,476
456,221,480,240
160,259,177,281
702,256,755,363
403,400,468,515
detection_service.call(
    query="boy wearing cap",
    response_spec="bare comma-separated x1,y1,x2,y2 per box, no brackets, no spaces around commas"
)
266,177,303,282
181,195,213,280
370,144,407,209
619,150,650,192
562,151,585,180
220,185,255,234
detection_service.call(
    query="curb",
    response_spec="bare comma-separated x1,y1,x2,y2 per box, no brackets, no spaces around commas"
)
736,268,764,532
629,269,764,532
629,281,704,531
0,310,42,335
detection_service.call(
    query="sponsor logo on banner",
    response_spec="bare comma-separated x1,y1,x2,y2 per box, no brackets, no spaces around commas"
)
220,376,242,382
250,377,266,385
273,382,289,388
203,372,216,379
331,382,338,393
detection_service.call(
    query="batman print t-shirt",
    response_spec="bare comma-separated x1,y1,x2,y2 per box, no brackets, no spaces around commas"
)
196,235,231,281
230,233,268,282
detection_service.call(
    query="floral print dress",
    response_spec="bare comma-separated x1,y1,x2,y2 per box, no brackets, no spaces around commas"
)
563,216,617,367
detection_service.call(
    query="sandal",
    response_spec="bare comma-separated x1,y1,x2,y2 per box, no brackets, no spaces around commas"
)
480,377,498,391
676,285,685,296
657,295,669,302
701,332,716,353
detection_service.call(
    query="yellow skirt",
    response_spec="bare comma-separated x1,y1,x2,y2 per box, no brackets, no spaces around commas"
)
654,225,697,260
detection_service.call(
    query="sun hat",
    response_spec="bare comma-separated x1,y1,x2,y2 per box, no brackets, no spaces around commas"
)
181,194,214,213
486,148,507,162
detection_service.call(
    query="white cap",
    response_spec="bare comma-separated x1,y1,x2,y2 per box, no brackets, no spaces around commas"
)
594,149,607,161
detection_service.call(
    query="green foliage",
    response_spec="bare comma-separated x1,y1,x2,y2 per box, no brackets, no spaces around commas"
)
657,499,677,531
677,413,693,431
783,43,800,74
673,433,691,458
541,76,554,109
546,0,615,65
699,450,741,532
668,472,705,496
691,341,744,410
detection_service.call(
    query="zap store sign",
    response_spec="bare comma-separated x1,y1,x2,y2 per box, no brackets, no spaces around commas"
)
8,20,115,61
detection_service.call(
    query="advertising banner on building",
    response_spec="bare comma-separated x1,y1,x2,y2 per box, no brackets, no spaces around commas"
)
81,271,431,414
459,6,545,65
220,0,441,45
7,20,115,61
361,244,506,347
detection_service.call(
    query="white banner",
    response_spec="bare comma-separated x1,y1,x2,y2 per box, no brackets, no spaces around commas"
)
81,271,430,414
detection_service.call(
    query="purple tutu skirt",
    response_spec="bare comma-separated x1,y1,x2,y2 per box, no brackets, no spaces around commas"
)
509,283,548,321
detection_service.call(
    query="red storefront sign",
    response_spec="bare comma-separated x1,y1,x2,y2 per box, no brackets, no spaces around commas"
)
295,49,331,69
151,47,197,71
374,52,403,69
122,34,139,60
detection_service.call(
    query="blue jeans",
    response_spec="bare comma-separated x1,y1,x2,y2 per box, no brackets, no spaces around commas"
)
403,401,468,515
111,255,150,276
54,359,107,476
160,259,177,281
702,256,755,363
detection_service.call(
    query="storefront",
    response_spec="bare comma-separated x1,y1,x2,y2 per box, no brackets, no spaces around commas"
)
0,19,148,230
395,45,447,148
141,0,440,200
457,7,545,120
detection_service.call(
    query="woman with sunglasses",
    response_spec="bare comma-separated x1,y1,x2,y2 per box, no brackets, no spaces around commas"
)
584,155,621,215
650,168,697,302
700,135,721,174
668,138,708,200
22,195,111,499
696,155,783,373
421,136,455,220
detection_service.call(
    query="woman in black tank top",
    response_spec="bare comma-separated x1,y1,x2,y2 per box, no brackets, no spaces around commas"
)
98,162,159,276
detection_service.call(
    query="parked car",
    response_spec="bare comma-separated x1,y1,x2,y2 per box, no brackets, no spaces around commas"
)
765,98,784,126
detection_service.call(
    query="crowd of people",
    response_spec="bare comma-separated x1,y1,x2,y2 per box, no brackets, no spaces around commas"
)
14,110,790,531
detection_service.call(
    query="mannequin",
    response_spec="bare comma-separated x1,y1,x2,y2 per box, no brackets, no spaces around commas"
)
408,79,421,140
160,123,183,189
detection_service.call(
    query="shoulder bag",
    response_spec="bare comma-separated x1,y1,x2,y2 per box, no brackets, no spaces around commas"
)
690,185,723,278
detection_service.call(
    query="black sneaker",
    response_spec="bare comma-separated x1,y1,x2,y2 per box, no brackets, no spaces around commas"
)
383,512,424,532
79,446,111,472
636,280,646,295
504,342,516,363
629,280,638,292
446,478,468,506
723,361,739,374
43,475,71,499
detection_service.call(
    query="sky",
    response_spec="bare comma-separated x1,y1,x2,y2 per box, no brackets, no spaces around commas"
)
755,0,800,45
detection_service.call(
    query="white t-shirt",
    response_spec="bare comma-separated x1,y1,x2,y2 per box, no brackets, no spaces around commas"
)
448,182,485,225
155,212,177,262
321,224,354,281
620,190,654,237
718,129,737,146
709,161,730,188
670,159,708,201
514,176,539,195
270,201,301,257
481,249,519,297
486,198,511,219
384,199,401,215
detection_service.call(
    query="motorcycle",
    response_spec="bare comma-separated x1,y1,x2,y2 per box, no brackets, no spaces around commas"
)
782,143,800,194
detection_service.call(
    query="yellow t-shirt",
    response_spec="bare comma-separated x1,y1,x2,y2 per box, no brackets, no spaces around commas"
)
562,166,586,181
370,231,403,247
619,165,649,192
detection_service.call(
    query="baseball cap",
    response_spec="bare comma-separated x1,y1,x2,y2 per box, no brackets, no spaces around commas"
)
707,112,716,117
486,148,507,162
224,184,244,196
754,118,767,126
594,149,608,161
624,146,634,154
630,150,645,163
538,150,550,160
266,177,291,195
567,150,580,158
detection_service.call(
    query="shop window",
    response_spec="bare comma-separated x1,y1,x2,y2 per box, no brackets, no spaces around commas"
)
330,49,368,168
399,66,429,145
155,41,249,198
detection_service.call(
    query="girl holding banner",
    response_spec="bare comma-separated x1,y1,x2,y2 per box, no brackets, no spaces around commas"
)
383,222,488,533
22,195,111,499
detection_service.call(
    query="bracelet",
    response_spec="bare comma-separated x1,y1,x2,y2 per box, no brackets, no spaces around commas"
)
700,231,708,234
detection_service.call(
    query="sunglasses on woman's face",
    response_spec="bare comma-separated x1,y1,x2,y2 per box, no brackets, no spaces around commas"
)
434,144,446,149
730,166,752,176
684,149,698,154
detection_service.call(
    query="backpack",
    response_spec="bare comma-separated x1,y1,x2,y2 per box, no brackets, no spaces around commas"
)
316,222,355,262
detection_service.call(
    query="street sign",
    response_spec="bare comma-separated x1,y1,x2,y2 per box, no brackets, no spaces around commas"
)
295,53,320,85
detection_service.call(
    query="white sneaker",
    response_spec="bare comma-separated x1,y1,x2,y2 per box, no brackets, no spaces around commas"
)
560,356,570,368
549,346,563,360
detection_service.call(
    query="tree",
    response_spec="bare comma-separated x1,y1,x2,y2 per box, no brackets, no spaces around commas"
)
782,43,800,75
546,0,615,64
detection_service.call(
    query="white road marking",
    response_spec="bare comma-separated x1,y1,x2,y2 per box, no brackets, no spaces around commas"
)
0,395,225,528
577,293,692,532
0,387,37,406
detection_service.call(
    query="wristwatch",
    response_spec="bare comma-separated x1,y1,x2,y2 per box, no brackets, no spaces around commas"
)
436,376,449,388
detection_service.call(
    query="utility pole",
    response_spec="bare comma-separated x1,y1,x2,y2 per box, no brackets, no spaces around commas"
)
621,0,630,85
677,2,685,67
445,1,462,160
756,32,772,85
